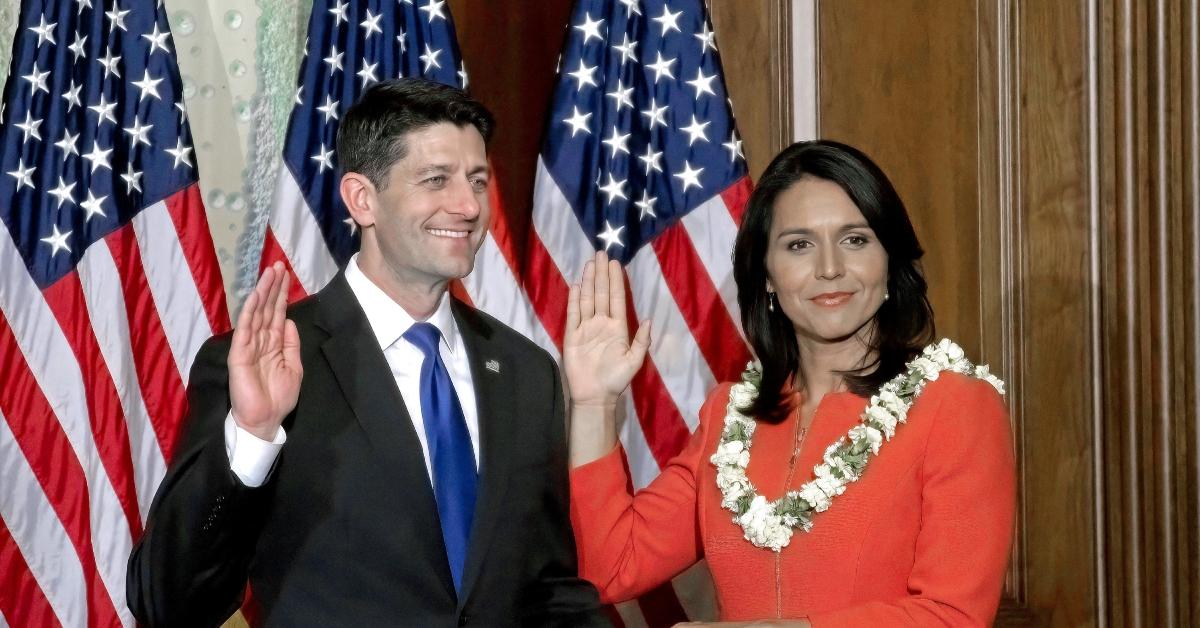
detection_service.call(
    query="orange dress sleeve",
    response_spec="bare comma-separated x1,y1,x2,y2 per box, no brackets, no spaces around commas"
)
809,375,1016,627
568,384,728,603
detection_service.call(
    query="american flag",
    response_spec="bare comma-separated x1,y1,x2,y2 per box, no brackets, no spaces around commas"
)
526,0,752,624
0,0,229,625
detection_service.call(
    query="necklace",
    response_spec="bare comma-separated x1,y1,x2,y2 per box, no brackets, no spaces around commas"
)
709,338,1006,552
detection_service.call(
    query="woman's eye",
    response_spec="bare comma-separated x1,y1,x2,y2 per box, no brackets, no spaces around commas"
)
844,234,869,247
786,240,812,251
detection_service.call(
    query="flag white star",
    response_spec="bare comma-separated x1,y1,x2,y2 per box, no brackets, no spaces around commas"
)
124,116,154,148
68,34,87,61
596,220,625,252
674,160,704,191
562,106,592,137
360,9,383,39
602,127,631,158
457,62,469,89
142,22,171,54
105,5,130,32
48,176,76,209
40,224,72,256
7,159,36,190
328,0,348,25
420,44,442,73
121,162,143,193
358,61,379,88
696,21,717,52
344,217,358,235
97,48,121,79
80,191,107,222
166,138,194,169
638,145,664,174
89,95,117,126
294,85,303,105
606,79,634,111
55,128,80,157
681,114,711,145
176,102,189,124
83,142,113,173
723,131,745,162
653,4,683,35
574,12,605,44
76,0,92,14
28,15,57,47
686,68,717,98
640,98,669,130
22,64,50,96
618,0,642,17
598,173,628,205
16,112,42,142
646,52,676,83
567,60,597,91
635,189,658,220
421,0,446,22
132,70,163,102
311,143,334,172
62,80,82,111
396,29,407,53
611,33,638,65
316,95,340,123
323,45,344,73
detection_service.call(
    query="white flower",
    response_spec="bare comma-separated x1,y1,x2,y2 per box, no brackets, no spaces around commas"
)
829,456,859,481
710,440,751,469
848,424,883,455
974,364,1007,395
798,482,832,512
728,383,756,407
877,389,904,414
813,473,846,498
912,357,941,381
945,341,965,362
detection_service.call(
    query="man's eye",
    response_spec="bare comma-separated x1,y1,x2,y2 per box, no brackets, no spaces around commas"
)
425,176,446,186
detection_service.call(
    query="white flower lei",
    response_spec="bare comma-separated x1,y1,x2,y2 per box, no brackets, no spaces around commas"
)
709,338,1006,552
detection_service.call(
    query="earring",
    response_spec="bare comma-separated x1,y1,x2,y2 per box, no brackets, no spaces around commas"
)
767,292,776,312
883,289,890,301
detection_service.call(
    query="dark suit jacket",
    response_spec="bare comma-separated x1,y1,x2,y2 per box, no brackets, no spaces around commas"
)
127,273,607,627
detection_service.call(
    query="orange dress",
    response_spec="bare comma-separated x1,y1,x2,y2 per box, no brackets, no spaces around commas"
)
570,372,1015,626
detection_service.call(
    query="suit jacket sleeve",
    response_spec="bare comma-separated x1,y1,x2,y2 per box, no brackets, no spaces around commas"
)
519,358,610,627
567,384,723,603
808,376,1016,628
127,334,274,628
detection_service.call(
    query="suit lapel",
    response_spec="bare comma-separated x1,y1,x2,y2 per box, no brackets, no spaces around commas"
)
313,274,454,593
453,301,517,604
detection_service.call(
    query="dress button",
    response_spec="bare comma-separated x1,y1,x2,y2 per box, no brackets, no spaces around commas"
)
457,613,469,626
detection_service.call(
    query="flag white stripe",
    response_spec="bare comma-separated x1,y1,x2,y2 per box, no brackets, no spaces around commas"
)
626,247,717,432
131,201,214,383
0,410,87,628
680,194,744,339
269,171,340,294
462,234,558,359
620,395,662,490
0,227,135,626
77,243,169,521
531,158,594,280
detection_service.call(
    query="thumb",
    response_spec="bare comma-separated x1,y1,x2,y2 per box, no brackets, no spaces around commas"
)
628,319,651,365
282,319,302,372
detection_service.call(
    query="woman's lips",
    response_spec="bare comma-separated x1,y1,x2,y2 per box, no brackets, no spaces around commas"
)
810,291,854,307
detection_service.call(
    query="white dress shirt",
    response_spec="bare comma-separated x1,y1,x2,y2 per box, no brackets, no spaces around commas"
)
225,254,481,487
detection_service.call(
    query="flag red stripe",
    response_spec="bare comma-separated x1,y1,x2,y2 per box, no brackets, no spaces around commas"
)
260,229,311,304
485,174,524,277
104,227,190,462
651,225,751,383
0,314,123,628
163,185,231,332
0,517,62,628
719,177,752,224
42,276,143,539
521,233,570,350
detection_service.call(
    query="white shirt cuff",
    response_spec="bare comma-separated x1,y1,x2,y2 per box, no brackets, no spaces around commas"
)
224,412,286,487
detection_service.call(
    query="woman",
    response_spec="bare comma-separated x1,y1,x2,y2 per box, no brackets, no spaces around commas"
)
565,140,1015,627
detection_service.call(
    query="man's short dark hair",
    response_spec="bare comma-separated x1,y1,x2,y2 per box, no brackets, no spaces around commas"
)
336,78,495,190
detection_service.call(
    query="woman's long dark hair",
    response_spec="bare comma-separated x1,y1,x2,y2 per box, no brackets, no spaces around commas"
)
732,140,935,423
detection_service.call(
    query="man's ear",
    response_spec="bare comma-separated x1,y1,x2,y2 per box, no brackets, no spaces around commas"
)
340,172,376,229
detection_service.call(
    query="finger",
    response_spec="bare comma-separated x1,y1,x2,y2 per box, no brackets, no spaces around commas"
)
270,265,290,336
593,251,610,318
579,260,595,320
629,319,652,365
566,282,581,332
282,319,302,375
607,259,626,334
262,265,285,335
249,267,274,336
231,290,258,351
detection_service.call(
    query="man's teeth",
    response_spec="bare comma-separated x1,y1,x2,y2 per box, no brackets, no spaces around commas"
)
427,228,468,238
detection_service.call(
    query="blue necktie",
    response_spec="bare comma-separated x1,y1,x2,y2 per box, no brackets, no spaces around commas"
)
403,322,477,594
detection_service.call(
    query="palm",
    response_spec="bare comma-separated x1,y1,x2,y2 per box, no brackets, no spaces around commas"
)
228,264,302,439
563,251,650,407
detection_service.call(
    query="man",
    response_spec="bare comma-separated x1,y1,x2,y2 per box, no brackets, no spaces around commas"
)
128,79,606,627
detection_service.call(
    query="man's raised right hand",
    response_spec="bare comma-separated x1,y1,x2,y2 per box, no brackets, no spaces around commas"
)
228,262,303,441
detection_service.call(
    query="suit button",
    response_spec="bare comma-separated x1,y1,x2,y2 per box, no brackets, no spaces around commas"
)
457,613,469,626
